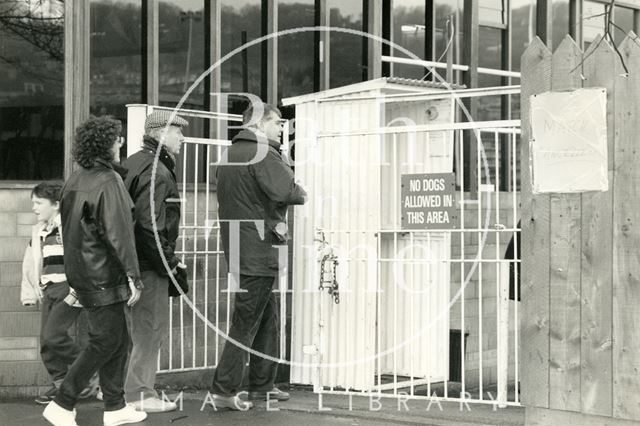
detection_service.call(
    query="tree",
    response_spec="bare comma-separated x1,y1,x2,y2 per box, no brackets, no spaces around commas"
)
0,0,64,62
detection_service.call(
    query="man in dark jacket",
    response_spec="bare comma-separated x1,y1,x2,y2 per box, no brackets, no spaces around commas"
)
122,110,188,412
43,116,146,426
209,102,307,410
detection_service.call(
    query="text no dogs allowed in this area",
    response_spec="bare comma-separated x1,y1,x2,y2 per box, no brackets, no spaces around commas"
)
400,173,459,230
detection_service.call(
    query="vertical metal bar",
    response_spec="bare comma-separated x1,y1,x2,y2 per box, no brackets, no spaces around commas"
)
451,128,465,400
180,143,188,369
494,132,509,401
512,131,519,403
169,289,173,370
204,144,210,367
460,128,470,399
478,131,484,400
279,262,287,361
344,231,351,388
376,225,382,394
215,144,221,364
279,120,290,361
392,133,398,396
425,130,432,397
496,130,508,407
410,231,415,396
313,100,323,393
426,228,431,398
192,144,199,368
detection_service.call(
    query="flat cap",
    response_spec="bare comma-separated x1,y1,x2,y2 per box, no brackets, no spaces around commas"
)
144,110,189,133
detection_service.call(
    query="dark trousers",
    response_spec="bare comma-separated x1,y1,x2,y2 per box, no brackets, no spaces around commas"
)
40,283,82,385
55,302,129,412
124,270,170,401
211,275,280,395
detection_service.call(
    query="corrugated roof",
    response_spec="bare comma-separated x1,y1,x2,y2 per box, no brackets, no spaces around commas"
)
384,76,465,90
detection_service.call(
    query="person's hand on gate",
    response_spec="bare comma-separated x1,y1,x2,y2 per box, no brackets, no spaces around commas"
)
127,276,142,306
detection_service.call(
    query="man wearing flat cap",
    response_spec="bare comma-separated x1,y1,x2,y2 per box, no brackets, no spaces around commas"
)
122,110,189,413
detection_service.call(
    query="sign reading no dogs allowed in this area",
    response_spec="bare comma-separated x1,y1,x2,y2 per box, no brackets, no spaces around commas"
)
401,173,459,230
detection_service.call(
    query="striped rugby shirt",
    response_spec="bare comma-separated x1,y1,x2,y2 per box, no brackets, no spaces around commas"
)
36,222,67,289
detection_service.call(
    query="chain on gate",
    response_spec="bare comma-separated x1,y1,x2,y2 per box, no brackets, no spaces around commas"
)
316,229,340,304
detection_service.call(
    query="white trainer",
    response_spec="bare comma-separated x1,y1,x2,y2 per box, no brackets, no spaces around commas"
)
103,404,148,426
130,396,177,413
43,401,78,426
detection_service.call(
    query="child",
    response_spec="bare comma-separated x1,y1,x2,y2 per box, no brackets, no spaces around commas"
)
21,181,97,404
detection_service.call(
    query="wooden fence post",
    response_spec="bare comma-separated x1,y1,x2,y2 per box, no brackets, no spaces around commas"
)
520,36,552,409
613,32,640,422
581,35,617,418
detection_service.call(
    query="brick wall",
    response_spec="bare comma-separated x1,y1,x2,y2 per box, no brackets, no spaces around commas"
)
449,191,521,390
0,187,50,398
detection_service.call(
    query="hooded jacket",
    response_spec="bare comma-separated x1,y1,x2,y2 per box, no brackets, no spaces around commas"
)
216,129,307,277
60,158,142,308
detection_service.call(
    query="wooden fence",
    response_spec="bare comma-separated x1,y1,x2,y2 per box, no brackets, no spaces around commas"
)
520,33,640,424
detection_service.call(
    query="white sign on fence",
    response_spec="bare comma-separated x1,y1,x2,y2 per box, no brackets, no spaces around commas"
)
529,88,608,193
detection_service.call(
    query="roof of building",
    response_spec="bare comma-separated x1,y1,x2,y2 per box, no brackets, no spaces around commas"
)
282,77,465,106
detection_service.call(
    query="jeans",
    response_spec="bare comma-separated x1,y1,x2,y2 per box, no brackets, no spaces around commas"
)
211,275,280,396
40,282,82,385
124,270,170,402
54,302,128,412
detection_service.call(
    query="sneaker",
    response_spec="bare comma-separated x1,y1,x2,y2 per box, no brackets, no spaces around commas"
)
43,401,78,426
210,393,253,411
103,404,147,426
249,387,290,401
35,385,58,405
130,396,177,413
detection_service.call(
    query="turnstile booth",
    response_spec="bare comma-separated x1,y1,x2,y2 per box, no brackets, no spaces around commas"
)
284,78,457,392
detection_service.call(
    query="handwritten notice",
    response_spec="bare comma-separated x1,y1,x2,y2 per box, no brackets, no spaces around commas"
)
530,88,608,193
401,173,459,230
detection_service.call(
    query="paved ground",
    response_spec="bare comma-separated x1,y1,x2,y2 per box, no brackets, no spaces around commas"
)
0,389,525,426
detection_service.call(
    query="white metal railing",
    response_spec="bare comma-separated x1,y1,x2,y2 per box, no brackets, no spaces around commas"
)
312,117,521,408
383,55,522,79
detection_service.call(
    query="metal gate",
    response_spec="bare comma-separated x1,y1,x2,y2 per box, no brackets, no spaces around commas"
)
126,104,290,374
289,86,522,408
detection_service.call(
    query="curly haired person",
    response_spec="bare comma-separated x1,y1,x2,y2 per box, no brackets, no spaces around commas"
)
42,116,146,426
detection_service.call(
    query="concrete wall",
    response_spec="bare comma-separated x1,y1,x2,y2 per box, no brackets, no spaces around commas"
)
0,186,50,398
